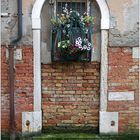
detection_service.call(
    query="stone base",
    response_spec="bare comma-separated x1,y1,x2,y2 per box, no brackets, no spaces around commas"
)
22,111,42,134
99,111,118,134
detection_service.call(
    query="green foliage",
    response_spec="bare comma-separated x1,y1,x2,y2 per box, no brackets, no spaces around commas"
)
51,18,61,27
51,4,94,61
58,40,70,49
84,15,94,25
51,10,94,33
31,132,139,140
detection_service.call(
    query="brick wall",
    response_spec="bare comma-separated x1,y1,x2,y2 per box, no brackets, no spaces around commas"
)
108,47,139,132
1,47,9,133
41,62,100,131
1,46,34,133
1,45,139,133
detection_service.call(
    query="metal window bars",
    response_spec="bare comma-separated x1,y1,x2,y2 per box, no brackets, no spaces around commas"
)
50,0,93,62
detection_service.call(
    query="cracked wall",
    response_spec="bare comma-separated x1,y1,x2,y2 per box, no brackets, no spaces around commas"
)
1,0,139,47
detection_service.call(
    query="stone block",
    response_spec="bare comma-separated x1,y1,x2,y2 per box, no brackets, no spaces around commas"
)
100,111,118,134
108,91,134,101
132,47,139,58
22,111,42,134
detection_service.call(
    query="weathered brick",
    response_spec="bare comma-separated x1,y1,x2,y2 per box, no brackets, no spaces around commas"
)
42,61,100,129
1,46,34,132
108,47,139,132
3,45,138,134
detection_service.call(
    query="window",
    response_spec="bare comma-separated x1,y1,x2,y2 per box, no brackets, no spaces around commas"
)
50,0,93,62
57,1,87,15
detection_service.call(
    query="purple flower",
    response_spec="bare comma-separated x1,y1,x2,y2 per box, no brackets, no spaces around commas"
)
78,45,82,49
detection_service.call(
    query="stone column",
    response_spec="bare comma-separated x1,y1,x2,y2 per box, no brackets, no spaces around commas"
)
33,29,42,111
100,29,108,112
99,30,119,134
22,29,42,134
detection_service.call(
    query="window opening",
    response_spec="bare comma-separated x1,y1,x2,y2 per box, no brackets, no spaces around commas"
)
50,0,93,62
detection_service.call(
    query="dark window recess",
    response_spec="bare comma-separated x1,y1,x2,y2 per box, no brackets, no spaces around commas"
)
50,0,93,62
57,2,86,15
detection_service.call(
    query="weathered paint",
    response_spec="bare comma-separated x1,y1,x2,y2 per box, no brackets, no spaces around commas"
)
1,0,35,45
1,0,139,46
109,23,139,47
107,0,139,46
107,0,137,31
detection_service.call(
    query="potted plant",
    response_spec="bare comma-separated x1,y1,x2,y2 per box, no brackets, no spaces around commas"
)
51,4,94,61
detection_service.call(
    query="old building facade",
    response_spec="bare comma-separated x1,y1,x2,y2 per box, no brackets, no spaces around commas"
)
1,0,139,135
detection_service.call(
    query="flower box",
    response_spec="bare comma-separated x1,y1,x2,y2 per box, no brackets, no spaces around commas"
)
50,4,94,62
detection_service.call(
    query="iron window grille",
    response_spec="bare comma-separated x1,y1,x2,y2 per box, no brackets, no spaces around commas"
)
50,0,93,62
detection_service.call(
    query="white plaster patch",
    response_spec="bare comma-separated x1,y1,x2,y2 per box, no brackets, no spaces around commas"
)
132,47,139,58
14,49,22,60
22,111,42,134
100,111,118,134
108,91,134,101
1,13,9,17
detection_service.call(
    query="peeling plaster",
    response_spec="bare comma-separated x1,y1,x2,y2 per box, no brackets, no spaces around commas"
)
1,0,139,47
107,0,137,32
123,1,139,32
109,22,139,47
1,0,9,12
107,0,139,46
1,0,35,45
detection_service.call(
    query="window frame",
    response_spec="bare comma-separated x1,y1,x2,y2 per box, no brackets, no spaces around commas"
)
53,0,91,18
